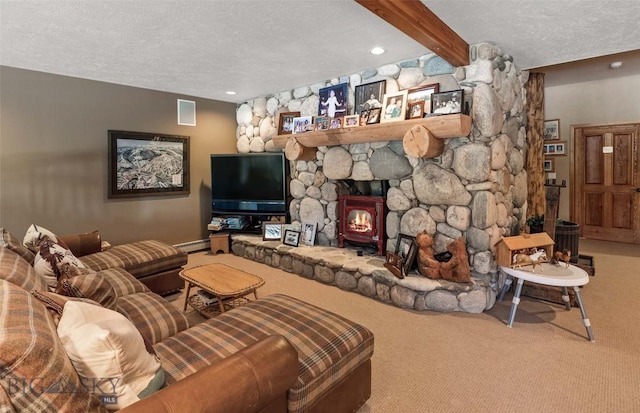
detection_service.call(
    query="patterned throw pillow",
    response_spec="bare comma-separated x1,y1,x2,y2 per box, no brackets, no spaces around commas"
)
55,268,117,310
57,301,166,410
0,247,50,292
22,224,59,252
0,227,36,264
31,290,101,325
33,236,87,289
0,280,107,412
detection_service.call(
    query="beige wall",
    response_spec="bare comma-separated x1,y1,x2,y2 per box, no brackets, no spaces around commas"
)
0,66,238,245
543,73,640,220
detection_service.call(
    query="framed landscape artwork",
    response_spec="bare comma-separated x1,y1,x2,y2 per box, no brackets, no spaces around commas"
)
318,83,348,118
354,80,386,115
108,130,190,199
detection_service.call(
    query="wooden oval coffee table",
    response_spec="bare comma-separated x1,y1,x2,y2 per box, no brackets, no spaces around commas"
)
180,263,265,318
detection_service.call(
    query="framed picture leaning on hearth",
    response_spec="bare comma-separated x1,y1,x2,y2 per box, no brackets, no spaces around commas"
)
283,229,301,247
300,223,317,246
395,234,417,276
262,223,282,241
108,130,189,199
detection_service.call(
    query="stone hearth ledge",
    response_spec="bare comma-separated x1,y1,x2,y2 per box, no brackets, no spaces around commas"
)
231,235,497,313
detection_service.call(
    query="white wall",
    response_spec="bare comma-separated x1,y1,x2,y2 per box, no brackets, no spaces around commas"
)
543,73,640,220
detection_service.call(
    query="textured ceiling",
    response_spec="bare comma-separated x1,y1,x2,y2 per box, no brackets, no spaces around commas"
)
1,0,639,103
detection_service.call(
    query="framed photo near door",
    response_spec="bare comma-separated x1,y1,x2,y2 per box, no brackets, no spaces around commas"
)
544,119,560,140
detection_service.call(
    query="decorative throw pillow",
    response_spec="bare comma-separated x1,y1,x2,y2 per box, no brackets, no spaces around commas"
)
55,269,117,310
23,224,59,252
33,235,87,289
0,227,36,264
0,280,107,412
0,247,50,292
31,290,101,325
57,301,165,410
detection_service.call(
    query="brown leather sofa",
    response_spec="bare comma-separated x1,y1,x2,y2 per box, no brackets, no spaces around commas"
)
120,335,299,413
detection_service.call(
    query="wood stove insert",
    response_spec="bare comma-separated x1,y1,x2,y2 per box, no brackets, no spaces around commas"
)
338,195,385,255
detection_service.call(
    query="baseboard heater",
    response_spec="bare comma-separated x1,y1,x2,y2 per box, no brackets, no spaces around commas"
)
173,239,210,253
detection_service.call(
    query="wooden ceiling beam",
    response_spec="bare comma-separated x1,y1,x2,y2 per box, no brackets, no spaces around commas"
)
356,0,469,67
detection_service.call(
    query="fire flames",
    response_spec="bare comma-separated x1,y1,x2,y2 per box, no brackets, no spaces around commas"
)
348,211,372,233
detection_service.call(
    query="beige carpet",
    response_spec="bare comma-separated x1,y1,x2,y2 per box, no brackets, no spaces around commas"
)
173,238,640,412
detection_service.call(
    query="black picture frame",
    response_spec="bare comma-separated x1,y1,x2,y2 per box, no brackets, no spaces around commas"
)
354,80,386,115
403,240,418,277
395,234,417,276
108,130,190,199
430,89,463,115
318,83,348,118
283,229,301,247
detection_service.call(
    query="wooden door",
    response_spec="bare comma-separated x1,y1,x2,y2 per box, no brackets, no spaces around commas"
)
572,122,640,243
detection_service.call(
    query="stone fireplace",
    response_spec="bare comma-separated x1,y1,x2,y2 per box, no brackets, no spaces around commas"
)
233,42,531,313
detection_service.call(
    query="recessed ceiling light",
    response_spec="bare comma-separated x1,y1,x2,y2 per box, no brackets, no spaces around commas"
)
609,61,623,69
370,47,386,55
225,91,237,95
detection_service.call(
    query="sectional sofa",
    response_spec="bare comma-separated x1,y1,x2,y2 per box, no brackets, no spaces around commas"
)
0,227,374,412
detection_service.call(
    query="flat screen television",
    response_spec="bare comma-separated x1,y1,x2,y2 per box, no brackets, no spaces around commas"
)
210,153,289,215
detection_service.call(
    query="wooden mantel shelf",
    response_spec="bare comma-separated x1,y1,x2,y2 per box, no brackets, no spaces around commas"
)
272,114,471,149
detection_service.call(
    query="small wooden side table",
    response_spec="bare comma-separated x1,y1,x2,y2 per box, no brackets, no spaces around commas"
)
180,263,264,317
499,263,594,342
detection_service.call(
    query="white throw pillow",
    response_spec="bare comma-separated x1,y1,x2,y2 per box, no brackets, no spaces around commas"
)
33,236,87,289
57,301,165,410
23,224,59,252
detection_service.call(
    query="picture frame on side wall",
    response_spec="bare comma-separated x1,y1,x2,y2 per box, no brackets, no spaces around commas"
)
543,158,554,172
543,141,567,156
108,130,190,199
544,119,560,140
